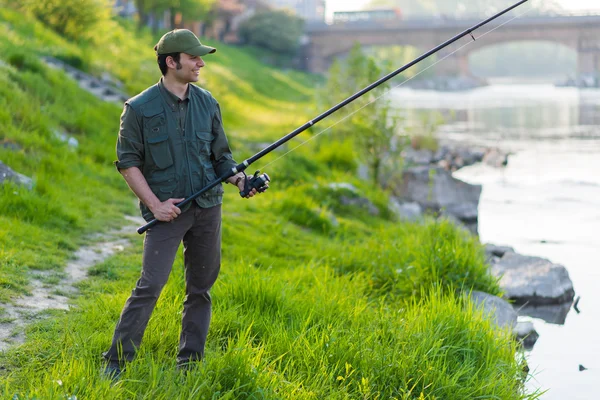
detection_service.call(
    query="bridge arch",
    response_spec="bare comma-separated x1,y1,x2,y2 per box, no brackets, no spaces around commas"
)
466,40,578,78
305,15,600,76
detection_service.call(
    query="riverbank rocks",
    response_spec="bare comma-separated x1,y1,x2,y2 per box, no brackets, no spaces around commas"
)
402,144,508,172
0,161,32,190
388,198,423,221
1,139,21,152
490,252,575,305
42,56,129,104
469,291,517,330
52,129,79,149
485,243,515,264
468,291,539,348
514,321,539,350
395,166,481,233
327,183,379,216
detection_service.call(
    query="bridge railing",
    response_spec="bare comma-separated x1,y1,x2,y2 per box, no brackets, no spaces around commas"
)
306,11,600,32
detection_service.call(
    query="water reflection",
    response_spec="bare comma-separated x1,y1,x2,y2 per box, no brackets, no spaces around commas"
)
391,85,600,141
516,302,572,325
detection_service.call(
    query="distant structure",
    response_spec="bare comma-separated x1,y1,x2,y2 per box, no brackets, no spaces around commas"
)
304,14,600,76
264,0,326,21
113,0,136,17
333,9,402,24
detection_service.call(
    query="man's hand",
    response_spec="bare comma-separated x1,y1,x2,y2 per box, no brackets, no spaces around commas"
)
237,176,258,198
150,198,184,222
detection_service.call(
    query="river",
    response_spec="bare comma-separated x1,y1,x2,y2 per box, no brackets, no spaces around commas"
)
389,84,600,399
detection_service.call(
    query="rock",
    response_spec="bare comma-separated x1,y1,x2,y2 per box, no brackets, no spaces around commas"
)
491,252,575,305
328,183,379,216
339,195,379,216
469,291,517,330
433,146,450,163
41,56,129,104
402,148,433,166
485,244,515,264
485,244,515,258
52,129,78,149
0,160,33,190
388,198,422,221
100,71,124,89
514,321,539,349
483,148,509,168
1,140,21,151
395,166,481,229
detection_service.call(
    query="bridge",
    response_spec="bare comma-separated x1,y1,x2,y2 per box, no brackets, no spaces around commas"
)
303,15,600,76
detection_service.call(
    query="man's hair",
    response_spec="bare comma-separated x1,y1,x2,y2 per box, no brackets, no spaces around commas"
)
157,52,181,76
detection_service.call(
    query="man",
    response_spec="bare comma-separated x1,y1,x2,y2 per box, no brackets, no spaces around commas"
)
103,29,262,377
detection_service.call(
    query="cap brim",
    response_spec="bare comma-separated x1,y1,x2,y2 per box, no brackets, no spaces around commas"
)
185,44,217,56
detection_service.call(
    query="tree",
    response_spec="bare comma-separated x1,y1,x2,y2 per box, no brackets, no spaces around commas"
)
17,0,113,41
131,0,216,31
320,44,404,186
238,10,304,54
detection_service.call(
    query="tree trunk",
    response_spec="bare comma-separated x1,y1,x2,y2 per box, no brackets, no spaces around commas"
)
151,12,160,34
170,7,177,29
136,0,146,31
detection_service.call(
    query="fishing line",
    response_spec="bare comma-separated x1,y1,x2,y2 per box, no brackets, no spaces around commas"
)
258,4,535,171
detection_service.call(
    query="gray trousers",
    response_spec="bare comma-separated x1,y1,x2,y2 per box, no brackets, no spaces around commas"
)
103,203,222,365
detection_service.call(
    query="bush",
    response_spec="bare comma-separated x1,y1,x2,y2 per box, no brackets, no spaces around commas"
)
238,10,304,55
6,51,46,75
314,139,358,172
17,0,112,41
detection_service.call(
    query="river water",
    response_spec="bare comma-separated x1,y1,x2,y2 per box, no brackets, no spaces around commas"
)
389,84,600,399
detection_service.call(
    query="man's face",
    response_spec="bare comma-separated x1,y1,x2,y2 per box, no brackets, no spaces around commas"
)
168,53,205,83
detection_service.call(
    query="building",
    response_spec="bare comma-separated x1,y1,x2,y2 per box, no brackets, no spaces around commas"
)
265,0,326,22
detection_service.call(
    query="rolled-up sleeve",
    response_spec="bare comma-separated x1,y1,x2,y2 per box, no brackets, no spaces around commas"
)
114,104,144,171
211,102,237,176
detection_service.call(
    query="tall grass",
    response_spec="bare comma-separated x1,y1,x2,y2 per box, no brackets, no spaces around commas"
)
1,238,531,399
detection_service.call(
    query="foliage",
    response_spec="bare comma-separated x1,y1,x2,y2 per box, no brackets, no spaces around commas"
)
238,10,304,55
320,43,404,186
14,0,113,41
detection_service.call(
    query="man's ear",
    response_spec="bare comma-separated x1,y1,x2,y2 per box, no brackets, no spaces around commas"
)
166,55,176,69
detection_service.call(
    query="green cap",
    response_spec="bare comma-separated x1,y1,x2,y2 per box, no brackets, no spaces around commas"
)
154,29,216,56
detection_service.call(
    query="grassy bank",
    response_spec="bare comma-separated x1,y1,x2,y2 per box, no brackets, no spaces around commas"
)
0,6,537,399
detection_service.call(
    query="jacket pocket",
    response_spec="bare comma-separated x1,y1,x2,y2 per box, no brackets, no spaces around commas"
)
143,107,173,170
147,133,173,169
147,173,178,202
195,130,212,156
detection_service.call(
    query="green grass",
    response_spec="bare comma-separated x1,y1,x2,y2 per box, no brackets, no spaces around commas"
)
1,233,529,399
0,6,538,399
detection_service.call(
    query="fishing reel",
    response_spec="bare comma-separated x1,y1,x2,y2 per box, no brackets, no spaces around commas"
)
240,170,270,197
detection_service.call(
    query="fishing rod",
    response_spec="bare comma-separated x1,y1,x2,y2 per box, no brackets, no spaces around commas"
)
137,0,529,234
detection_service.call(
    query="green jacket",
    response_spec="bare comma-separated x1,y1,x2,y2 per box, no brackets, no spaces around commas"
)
115,81,237,221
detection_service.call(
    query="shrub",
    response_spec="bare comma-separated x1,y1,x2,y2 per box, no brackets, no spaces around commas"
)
6,51,46,75
16,0,112,42
238,10,304,55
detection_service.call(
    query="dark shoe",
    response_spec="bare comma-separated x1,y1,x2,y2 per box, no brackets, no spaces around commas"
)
102,362,123,381
177,360,201,373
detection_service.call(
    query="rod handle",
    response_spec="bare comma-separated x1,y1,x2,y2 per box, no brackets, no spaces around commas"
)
137,218,158,234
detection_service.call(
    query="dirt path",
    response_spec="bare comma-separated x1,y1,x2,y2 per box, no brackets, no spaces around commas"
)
0,215,144,351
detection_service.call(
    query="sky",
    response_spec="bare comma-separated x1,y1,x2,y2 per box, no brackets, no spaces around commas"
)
325,0,600,19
